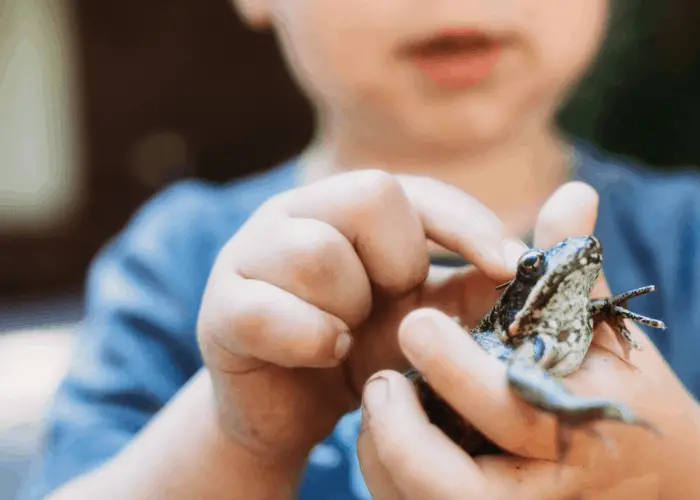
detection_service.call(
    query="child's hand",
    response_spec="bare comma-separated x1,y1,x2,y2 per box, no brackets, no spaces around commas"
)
358,183,700,499
357,364,672,500
196,170,527,467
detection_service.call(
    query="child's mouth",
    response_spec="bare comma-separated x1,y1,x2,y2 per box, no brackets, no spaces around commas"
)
406,29,503,90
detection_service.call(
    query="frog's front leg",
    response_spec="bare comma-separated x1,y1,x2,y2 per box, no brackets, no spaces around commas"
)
589,285,666,350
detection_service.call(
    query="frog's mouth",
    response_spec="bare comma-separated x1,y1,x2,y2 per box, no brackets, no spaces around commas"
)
507,236,602,338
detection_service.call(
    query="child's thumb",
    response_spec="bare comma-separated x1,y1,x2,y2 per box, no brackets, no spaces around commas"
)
533,180,613,295
533,181,599,249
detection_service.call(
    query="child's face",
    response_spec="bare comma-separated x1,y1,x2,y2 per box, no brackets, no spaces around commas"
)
235,1,608,150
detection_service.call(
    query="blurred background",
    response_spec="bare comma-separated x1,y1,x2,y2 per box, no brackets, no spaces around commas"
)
1,0,699,498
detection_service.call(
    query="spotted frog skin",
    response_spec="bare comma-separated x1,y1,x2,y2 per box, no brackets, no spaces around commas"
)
407,235,666,459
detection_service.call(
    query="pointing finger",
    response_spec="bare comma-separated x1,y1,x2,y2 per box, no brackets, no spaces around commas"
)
261,170,528,286
420,264,503,327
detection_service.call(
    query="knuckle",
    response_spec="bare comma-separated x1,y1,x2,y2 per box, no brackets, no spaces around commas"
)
216,214,273,264
211,229,241,267
196,283,265,360
284,219,349,270
227,297,269,347
353,169,405,207
197,270,231,337
255,190,294,216
199,280,269,352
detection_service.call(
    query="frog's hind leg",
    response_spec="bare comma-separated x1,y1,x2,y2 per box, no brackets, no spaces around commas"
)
589,285,666,351
505,360,655,463
505,361,590,462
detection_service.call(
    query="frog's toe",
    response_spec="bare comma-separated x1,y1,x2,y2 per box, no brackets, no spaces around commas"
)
589,287,666,355
589,286,667,333
611,306,666,330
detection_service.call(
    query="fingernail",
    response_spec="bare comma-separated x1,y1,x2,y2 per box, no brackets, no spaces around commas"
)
501,239,529,273
362,376,388,413
334,331,353,361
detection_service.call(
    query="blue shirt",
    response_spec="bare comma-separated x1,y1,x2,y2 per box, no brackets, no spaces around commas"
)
20,140,700,499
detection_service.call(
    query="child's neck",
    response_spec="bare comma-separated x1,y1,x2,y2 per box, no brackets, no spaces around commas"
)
299,122,574,239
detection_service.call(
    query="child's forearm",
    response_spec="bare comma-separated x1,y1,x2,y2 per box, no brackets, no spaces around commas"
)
46,369,304,500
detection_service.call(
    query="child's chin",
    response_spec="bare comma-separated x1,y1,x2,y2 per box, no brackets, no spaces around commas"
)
403,105,521,148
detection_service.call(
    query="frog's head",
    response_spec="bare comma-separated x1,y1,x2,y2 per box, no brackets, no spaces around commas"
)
507,235,603,339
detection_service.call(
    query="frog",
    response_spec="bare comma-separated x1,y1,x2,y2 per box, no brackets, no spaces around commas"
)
406,235,666,460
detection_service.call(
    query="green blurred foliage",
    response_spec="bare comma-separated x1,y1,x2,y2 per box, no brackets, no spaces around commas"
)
559,0,700,170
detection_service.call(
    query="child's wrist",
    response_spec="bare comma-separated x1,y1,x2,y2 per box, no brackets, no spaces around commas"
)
199,370,310,483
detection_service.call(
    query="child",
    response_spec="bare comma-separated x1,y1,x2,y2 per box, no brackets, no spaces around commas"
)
22,0,700,498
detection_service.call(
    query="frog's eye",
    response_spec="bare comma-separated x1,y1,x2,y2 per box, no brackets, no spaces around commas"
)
516,250,545,282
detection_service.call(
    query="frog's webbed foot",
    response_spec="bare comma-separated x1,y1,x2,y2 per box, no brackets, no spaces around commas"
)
506,361,660,463
589,285,666,351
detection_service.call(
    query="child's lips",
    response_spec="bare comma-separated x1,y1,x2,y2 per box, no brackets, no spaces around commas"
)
404,29,504,89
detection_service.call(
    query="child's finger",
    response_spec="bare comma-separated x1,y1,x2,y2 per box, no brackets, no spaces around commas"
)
360,370,486,499
198,276,351,370
476,455,591,500
359,372,602,500
257,170,432,297
533,181,599,249
356,412,404,500
478,453,662,499
531,181,617,302
420,264,504,328
398,174,528,279
260,170,528,286
399,307,660,464
398,308,559,459
224,216,373,329
422,181,601,322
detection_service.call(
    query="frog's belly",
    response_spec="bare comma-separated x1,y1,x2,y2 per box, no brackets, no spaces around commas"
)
520,298,595,378
544,325,595,377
